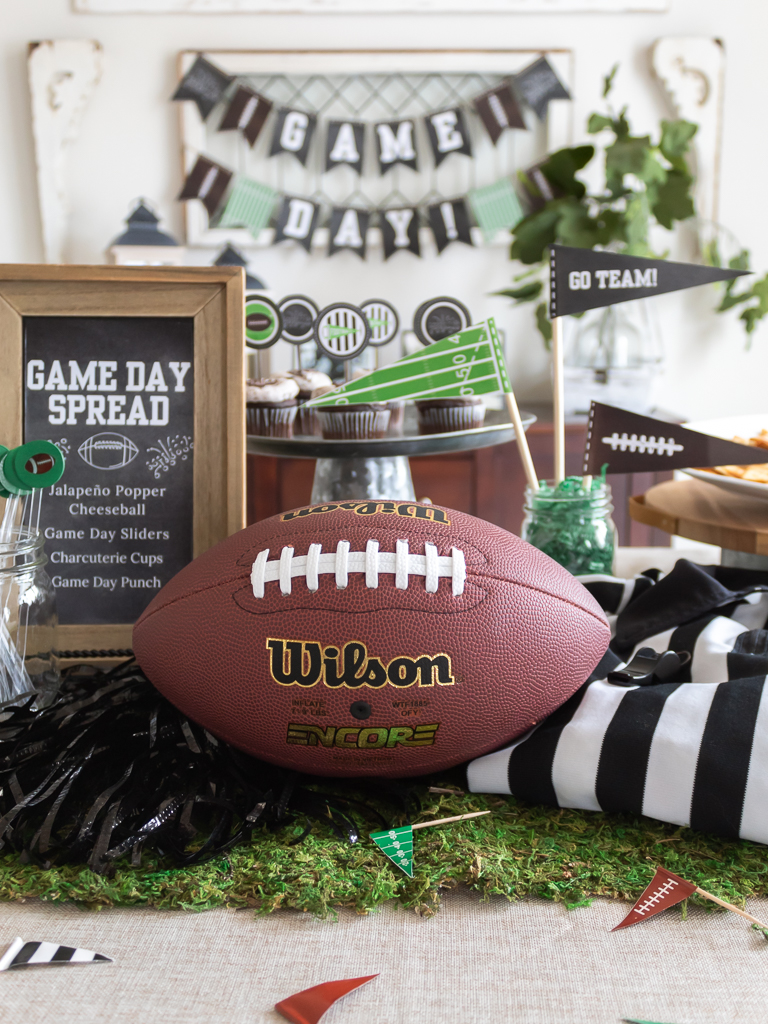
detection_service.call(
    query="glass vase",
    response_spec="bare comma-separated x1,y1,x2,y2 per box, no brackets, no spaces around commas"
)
522,478,617,576
0,527,59,707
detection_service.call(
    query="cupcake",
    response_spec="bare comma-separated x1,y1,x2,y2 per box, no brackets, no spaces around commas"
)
245,377,299,437
415,397,485,435
386,400,405,435
316,401,391,440
280,369,333,436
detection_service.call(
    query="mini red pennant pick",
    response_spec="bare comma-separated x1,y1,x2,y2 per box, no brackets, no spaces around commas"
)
613,867,697,931
275,975,379,1024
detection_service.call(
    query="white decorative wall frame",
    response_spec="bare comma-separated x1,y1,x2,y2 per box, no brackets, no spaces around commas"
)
28,39,103,264
652,36,725,230
73,0,668,13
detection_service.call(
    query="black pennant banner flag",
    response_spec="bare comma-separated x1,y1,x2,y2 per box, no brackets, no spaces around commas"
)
178,156,233,216
550,244,750,319
474,83,526,144
428,199,473,254
375,120,418,174
325,120,365,173
583,403,768,475
274,196,320,252
425,108,472,166
219,86,272,147
328,207,370,258
0,937,112,971
270,108,317,167
514,56,570,121
380,207,421,260
172,55,233,121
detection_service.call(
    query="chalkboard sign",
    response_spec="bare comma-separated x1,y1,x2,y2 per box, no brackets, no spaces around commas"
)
0,265,245,655
24,317,194,625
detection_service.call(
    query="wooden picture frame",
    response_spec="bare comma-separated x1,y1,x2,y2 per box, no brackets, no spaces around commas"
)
0,264,245,654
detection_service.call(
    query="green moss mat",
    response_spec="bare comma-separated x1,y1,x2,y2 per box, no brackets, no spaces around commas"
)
1,790,766,918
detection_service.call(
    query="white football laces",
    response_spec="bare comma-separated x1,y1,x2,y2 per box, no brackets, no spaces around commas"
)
251,540,466,598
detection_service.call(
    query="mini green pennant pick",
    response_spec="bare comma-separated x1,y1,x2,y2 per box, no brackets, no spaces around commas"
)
370,826,414,878
306,318,510,407
623,1019,680,1023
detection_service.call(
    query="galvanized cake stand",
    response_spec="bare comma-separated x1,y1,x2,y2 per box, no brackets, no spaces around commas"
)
246,406,536,502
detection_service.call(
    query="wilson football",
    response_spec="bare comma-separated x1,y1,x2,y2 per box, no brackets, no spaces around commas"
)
133,501,610,778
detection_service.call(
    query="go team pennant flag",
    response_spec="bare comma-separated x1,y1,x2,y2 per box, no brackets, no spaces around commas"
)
370,826,414,878
583,402,768,475
549,244,749,319
613,867,698,931
306,319,510,407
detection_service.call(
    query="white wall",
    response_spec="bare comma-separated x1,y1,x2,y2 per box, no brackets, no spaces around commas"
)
2,0,768,415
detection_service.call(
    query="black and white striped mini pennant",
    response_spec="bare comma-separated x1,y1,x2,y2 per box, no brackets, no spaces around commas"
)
0,937,112,970
467,559,768,846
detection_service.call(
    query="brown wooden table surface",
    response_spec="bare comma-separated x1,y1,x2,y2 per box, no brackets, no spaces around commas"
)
630,477,768,554
247,403,672,545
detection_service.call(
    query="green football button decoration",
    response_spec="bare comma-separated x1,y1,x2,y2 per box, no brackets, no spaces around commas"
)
244,293,283,350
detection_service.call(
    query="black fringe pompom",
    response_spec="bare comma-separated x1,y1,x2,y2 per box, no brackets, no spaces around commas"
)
0,661,420,873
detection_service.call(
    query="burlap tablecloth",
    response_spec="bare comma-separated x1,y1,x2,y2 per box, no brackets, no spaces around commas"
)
0,888,764,1023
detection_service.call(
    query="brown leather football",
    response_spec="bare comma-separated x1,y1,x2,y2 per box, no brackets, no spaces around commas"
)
133,500,610,778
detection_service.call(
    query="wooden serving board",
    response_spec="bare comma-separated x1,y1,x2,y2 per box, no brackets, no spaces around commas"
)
629,478,768,555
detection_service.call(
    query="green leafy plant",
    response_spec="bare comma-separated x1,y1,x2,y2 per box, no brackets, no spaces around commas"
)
499,66,768,345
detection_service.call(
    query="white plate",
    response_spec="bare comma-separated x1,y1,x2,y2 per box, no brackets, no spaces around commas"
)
682,415,768,501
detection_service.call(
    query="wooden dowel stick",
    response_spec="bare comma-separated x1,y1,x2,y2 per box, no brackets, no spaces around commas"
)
503,392,539,492
411,810,490,831
551,315,565,484
696,887,768,929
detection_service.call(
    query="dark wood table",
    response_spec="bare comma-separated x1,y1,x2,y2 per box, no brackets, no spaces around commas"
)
247,403,672,546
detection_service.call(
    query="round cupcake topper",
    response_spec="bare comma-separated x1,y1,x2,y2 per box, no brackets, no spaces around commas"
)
361,299,400,347
244,294,283,350
314,303,371,361
278,294,319,346
413,297,472,346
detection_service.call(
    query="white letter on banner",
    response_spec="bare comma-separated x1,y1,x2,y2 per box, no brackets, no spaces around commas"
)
580,271,591,289
384,210,414,247
430,111,463,153
609,270,621,288
596,270,610,289
569,271,581,290
333,210,363,248
634,269,654,287
377,122,416,164
329,123,359,163
280,111,309,152
283,199,315,239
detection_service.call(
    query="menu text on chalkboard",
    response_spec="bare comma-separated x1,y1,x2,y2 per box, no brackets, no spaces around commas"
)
24,316,194,625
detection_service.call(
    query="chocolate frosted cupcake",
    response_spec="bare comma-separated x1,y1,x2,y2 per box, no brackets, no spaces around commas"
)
281,369,333,436
245,377,299,437
416,397,485,435
316,402,391,440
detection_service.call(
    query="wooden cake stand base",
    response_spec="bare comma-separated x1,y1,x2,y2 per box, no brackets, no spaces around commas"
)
629,478,768,569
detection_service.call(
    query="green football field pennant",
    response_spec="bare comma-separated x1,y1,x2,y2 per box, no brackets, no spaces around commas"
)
305,318,511,407
370,826,414,878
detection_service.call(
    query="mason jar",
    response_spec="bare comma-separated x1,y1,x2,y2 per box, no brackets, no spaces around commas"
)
522,478,616,576
0,527,59,707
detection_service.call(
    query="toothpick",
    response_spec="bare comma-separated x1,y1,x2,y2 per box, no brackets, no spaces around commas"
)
428,787,464,795
695,886,768,930
503,392,539,492
411,810,490,831
552,315,565,484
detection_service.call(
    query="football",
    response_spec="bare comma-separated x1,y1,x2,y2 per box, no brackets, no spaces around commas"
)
77,432,139,471
133,501,610,778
